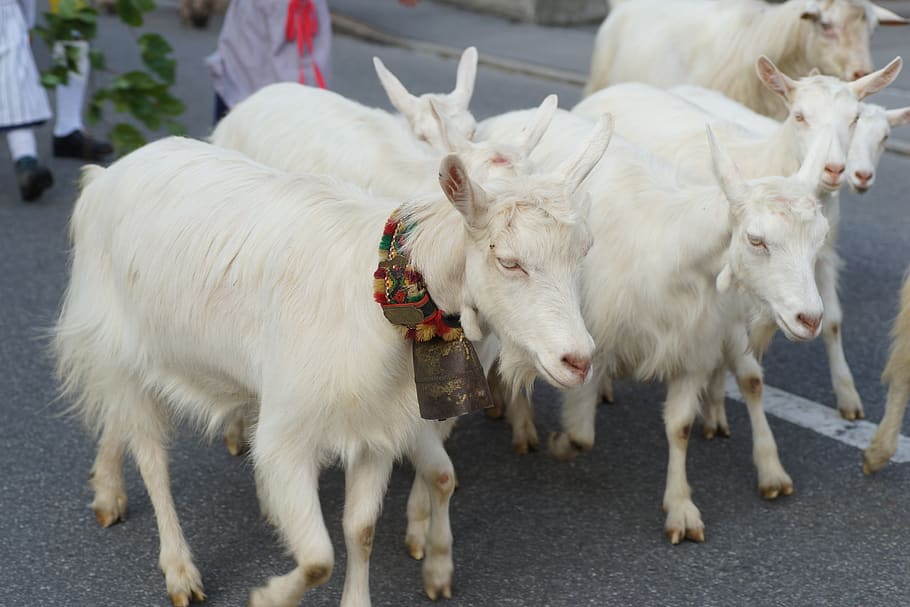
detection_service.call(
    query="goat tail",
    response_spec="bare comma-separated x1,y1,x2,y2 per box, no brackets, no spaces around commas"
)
70,165,106,245
54,169,129,435
79,164,104,191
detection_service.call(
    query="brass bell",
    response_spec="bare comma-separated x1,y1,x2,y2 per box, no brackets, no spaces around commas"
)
412,333,493,420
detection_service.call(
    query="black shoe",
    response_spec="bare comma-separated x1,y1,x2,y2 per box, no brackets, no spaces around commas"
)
15,156,54,202
53,130,114,161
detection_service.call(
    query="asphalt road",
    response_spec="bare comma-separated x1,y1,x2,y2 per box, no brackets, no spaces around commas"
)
1,4,910,607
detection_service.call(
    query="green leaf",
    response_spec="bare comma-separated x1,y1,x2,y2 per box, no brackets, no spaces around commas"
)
88,49,107,71
135,0,157,12
56,0,79,19
113,70,159,91
111,123,146,155
115,0,144,27
138,33,173,56
87,99,104,125
165,120,186,136
139,33,176,84
41,72,62,88
156,93,185,116
64,43,83,74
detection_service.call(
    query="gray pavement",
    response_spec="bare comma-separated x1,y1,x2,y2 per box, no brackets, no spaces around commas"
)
2,3,910,607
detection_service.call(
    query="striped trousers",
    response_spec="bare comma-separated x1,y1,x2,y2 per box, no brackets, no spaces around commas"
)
0,0,52,131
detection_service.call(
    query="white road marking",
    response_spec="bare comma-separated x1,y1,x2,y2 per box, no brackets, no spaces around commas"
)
724,376,910,463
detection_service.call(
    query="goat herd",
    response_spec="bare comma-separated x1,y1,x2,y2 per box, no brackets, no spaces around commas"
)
50,1,910,605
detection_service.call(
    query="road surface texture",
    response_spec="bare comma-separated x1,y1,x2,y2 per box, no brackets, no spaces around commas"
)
2,2,910,606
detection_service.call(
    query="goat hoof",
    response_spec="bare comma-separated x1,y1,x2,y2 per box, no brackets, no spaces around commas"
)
406,537,425,561
425,582,452,601
664,499,704,545
423,549,453,601
168,588,205,607
91,492,127,528
547,432,577,461
837,391,864,421
224,433,247,457
863,445,891,475
512,429,539,455
164,562,205,606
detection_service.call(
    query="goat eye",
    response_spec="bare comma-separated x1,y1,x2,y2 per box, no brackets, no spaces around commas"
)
497,258,523,272
794,112,805,123
747,235,768,250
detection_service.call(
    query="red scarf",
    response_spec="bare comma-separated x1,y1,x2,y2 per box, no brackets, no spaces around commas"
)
285,0,326,88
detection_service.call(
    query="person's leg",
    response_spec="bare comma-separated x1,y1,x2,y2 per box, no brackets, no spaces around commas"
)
6,128,53,202
213,93,229,126
52,41,112,161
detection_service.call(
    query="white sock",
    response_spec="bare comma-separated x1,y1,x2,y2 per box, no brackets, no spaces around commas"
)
54,41,90,138
6,128,38,160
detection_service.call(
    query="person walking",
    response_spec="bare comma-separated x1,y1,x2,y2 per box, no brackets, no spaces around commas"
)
207,0,419,124
1,0,54,201
47,0,113,160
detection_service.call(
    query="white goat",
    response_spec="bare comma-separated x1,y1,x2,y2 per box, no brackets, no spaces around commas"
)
845,103,910,191
214,92,562,595
481,108,831,543
53,126,610,606
211,47,478,173
574,57,902,424
671,84,910,193
587,0,907,119
864,272,910,473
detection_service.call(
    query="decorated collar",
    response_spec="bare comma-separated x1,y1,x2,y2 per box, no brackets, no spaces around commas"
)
373,211,463,342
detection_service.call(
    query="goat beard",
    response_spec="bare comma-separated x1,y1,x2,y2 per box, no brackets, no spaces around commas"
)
496,345,539,403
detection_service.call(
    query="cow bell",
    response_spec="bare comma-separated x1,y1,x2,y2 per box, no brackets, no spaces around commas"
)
412,333,493,420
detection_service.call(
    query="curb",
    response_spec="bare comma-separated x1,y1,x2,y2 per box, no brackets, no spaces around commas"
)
330,12,588,87
332,11,910,157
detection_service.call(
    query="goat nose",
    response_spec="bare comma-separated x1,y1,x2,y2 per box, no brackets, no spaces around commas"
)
796,313,822,334
854,170,873,184
853,70,869,80
562,354,592,379
824,163,845,176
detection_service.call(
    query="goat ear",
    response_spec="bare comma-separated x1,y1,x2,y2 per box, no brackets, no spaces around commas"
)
796,126,832,186
870,4,909,26
439,154,488,222
852,57,902,99
756,56,796,103
451,46,478,108
374,56,418,117
519,94,558,156
800,1,821,21
556,114,613,193
716,263,733,293
429,99,472,153
706,125,750,207
887,106,910,128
